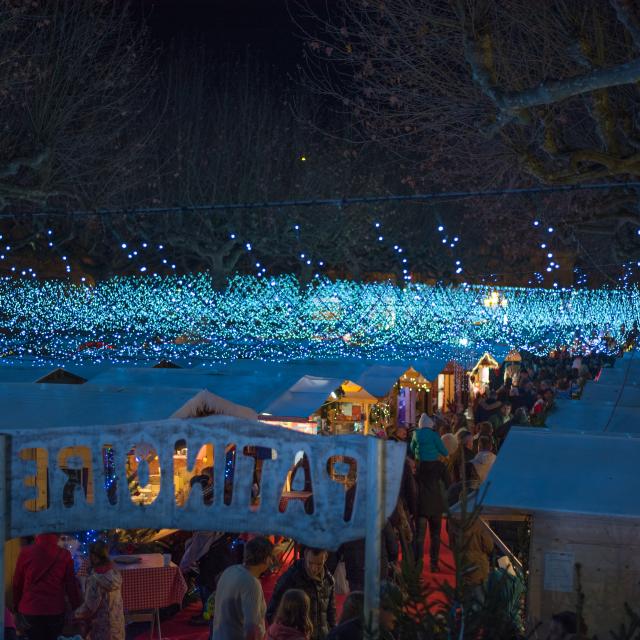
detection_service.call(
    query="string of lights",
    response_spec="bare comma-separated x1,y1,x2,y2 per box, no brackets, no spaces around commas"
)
3,180,640,219
3,182,640,288
0,274,636,366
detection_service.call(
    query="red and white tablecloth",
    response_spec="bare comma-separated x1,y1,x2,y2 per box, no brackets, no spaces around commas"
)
78,553,187,612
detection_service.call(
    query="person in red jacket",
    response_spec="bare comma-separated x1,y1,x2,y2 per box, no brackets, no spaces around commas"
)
12,533,82,640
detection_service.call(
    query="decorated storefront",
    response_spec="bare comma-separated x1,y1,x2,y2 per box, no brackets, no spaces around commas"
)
354,365,434,432
436,360,466,412
503,349,524,384
468,352,501,396
260,375,378,435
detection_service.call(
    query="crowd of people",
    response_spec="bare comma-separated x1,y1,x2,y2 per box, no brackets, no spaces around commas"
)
6,353,605,640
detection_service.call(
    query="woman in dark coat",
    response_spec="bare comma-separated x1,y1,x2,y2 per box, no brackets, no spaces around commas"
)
414,459,451,572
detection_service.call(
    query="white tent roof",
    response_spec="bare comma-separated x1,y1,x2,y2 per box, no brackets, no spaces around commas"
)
0,383,255,431
261,375,345,418
413,357,458,379
87,366,300,412
355,365,407,397
170,389,257,420
353,358,450,397
0,364,113,384
480,427,640,519
0,352,471,420
261,375,377,419
597,357,640,386
581,383,640,406
545,399,640,434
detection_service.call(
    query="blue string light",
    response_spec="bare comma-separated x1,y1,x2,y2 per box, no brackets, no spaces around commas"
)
0,274,634,364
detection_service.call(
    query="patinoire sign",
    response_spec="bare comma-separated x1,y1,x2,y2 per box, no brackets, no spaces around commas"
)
2,415,405,549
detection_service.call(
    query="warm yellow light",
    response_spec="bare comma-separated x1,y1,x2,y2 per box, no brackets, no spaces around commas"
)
300,155,307,162
483,290,507,308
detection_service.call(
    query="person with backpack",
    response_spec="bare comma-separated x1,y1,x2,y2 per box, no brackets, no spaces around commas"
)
12,533,82,640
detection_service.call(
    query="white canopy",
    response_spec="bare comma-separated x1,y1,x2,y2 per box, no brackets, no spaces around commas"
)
480,427,640,519
0,383,255,432
355,365,408,398
545,399,640,434
0,364,112,384
261,375,345,419
170,389,257,420
354,357,455,398
261,375,377,419
581,383,640,406
87,366,299,412
547,355,640,434
597,355,640,385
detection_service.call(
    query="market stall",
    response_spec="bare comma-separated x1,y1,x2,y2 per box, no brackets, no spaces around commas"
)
477,427,640,638
503,349,523,384
435,359,466,413
468,352,500,396
356,365,433,429
260,374,378,435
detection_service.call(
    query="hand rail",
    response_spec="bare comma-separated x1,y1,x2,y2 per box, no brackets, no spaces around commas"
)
479,517,524,572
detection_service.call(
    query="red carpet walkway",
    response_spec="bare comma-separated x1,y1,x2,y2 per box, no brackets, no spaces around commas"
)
131,523,455,640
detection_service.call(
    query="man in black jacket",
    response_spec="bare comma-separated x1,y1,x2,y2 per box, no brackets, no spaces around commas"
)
266,547,336,640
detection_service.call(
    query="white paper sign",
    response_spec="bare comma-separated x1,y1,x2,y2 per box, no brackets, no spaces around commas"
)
544,551,575,592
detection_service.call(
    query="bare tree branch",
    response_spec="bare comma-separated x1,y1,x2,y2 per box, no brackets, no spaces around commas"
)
609,0,640,50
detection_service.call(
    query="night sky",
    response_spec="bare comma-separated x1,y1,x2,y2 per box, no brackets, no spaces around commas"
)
142,0,305,69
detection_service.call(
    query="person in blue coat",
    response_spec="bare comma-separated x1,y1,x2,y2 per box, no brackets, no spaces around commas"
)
411,414,450,572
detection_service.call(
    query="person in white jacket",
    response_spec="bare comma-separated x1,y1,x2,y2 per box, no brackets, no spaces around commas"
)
471,435,497,485
74,542,125,640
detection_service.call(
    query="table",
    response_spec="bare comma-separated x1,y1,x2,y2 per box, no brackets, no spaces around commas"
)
79,553,187,639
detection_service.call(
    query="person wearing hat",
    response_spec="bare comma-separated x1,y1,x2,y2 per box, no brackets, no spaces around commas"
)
410,413,450,572
441,433,458,456
411,414,447,461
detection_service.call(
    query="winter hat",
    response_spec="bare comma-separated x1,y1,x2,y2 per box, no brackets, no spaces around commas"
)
418,413,434,429
441,433,458,455
497,555,516,577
